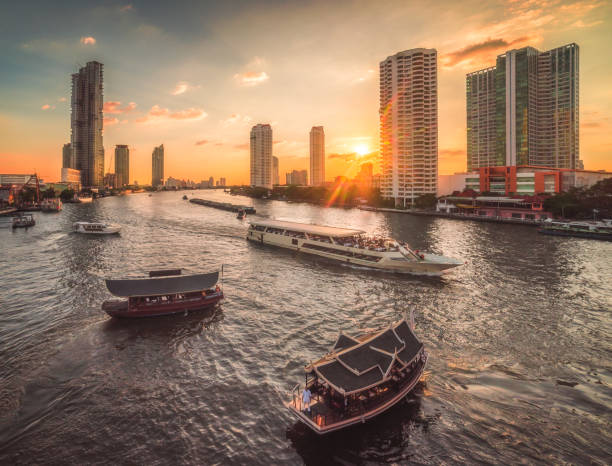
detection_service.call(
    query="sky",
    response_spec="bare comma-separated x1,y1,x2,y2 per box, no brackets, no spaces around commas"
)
0,0,611,185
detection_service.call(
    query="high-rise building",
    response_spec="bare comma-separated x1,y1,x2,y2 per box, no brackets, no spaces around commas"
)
115,145,129,187
250,124,273,189
309,126,325,186
286,169,307,185
62,143,74,169
71,61,104,187
272,156,279,186
467,43,579,170
152,144,164,187
380,49,438,207
355,162,374,189
220,177,227,186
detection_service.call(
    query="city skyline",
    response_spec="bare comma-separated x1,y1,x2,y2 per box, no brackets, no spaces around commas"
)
1,1,611,185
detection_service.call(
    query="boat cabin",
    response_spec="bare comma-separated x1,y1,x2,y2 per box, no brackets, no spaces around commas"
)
288,317,427,434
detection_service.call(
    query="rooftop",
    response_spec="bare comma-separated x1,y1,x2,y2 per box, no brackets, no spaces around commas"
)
105,271,219,297
249,219,365,237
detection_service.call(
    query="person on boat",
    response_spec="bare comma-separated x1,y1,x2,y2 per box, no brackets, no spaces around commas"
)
302,387,312,414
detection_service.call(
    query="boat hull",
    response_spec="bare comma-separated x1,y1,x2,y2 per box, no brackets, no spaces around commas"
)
103,292,223,318
538,228,612,241
288,353,427,434
247,231,460,275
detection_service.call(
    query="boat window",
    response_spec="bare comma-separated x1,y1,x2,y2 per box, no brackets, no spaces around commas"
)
265,227,284,234
254,225,266,231
284,230,306,238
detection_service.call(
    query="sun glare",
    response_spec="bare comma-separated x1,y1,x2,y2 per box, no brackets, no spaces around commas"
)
354,144,369,156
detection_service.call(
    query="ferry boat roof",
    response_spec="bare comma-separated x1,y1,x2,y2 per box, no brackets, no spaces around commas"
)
249,219,365,237
105,271,219,297
308,318,423,395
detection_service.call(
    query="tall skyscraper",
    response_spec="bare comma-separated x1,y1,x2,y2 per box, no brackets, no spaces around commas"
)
272,156,279,186
467,43,579,170
62,143,74,169
152,144,164,187
71,61,104,187
380,49,438,207
309,126,325,186
250,124,273,189
115,145,129,187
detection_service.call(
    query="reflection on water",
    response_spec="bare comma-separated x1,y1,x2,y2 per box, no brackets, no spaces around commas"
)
0,190,611,464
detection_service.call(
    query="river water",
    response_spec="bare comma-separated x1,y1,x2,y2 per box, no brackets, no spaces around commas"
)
0,190,610,465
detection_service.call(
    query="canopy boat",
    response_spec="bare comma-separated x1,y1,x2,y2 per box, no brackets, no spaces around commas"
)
12,214,35,228
73,221,121,235
538,219,612,241
41,198,62,212
247,220,462,275
287,316,427,434
102,270,223,318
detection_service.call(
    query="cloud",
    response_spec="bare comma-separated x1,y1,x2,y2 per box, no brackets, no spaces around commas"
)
328,151,378,163
439,149,465,160
571,19,603,28
103,101,137,114
120,4,133,12
195,140,209,146
171,81,199,95
58,97,66,102
136,105,207,123
41,104,54,110
80,36,96,45
582,121,603,128
233,143,249,150
103,116,119,126
443,36,534,68
221,113,252,127
234,71,269,87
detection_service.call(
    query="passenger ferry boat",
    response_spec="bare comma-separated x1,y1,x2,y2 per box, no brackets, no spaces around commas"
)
102,270,223,318
538,219,612,241
247,220,462,275
41,198,62,212
73,221,121,235
287,316,427,434
12,214,35,228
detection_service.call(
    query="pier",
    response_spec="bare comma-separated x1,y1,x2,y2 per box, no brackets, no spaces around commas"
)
189,198,256,214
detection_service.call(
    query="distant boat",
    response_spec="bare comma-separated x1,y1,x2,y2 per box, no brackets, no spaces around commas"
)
538,219,612,241
12,214,35,228
41,198,62,212
73,221,121,235
77,195,93,203
183,195,188,200
101,269,224,318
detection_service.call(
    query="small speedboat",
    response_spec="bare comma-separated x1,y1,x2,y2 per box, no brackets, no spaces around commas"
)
12,214,35,228
77,195,93,203
237,209,246,220
73,221,121,235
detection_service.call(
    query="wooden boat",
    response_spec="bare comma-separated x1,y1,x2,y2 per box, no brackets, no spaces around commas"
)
12,214,35,228
102,269,223,318
287,316,427,434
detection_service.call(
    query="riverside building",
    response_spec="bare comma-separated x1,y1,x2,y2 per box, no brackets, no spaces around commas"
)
115,145,129,187
152,144,164,187
309,126,325,186
71,61,104,187
273,156,279,186
380,49,438,207
250,124,273,189
467,43,580,171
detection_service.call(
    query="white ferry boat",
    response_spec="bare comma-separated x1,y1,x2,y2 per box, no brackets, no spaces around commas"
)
73,222,121,235
247,220,462,275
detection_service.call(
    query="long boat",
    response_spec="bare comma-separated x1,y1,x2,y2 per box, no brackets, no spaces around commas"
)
247,220,462,275
537,219,612,241
287,316,427,434
102,270,223,318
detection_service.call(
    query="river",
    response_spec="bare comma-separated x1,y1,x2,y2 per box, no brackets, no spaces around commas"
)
1,190,610,464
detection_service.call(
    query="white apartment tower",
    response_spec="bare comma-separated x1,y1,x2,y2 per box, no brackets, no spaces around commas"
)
309,126,325,186
380,49,438,207
250,124,273,189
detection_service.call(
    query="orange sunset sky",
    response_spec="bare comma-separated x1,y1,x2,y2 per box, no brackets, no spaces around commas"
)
1,0,611,185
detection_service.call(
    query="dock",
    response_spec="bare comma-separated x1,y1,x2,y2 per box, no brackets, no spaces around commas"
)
189,198,256,214
0,207,18,216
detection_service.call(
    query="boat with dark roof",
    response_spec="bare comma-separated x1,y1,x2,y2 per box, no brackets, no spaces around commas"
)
287,316,427,434
102,269,223,318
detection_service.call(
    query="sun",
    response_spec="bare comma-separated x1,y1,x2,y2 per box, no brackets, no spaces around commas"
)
354,144,369,157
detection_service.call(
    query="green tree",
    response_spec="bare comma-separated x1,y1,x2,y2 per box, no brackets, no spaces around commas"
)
42,187,56,199
414,193,437,209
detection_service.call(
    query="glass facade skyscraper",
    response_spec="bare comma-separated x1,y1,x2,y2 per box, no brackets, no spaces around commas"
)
467,43,579,170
